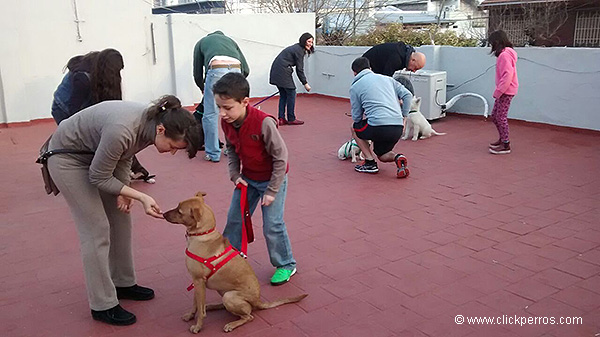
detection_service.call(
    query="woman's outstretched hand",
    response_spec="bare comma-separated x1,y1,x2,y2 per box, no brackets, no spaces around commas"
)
140,194,163,218
120,185,163,219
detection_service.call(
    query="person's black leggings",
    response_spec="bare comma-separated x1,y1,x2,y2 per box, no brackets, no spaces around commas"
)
131,156,149,177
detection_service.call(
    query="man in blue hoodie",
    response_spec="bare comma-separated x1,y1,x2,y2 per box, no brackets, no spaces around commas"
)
349,57,413,178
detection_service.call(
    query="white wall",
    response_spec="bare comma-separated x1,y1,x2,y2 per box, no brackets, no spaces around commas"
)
308,46,369,99
0,0,160,123
0,0,313,123
309,45,600,131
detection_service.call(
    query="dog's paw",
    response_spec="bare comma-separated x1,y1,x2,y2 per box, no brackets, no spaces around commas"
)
190,324,203,334
182,312,195,321
223,323,235,332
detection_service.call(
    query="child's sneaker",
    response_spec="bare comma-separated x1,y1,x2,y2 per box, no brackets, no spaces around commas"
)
394,154,410,179
489,142,511,154
355,160,379,173
270,268,296,286
489,139,502,148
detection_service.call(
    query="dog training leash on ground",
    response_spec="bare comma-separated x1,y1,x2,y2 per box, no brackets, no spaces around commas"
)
252,91,279,107
237,183,254,257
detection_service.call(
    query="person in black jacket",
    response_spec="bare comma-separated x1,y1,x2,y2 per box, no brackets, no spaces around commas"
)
362,42,426,95
362,42,426,76
269,33,314,126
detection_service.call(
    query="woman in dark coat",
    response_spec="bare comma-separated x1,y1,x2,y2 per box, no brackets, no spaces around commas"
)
269,33,314,126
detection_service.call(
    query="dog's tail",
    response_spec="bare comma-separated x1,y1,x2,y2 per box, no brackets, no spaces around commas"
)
255,294,308,310
432,129,447,136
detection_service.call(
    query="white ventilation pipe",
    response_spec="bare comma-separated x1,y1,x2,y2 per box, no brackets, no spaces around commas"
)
442,93,489,118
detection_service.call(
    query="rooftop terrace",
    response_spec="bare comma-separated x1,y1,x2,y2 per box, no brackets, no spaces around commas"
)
1,95,599,336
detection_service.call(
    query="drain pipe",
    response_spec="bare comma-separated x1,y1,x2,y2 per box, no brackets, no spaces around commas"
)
0,67,8,124
166,14,177,95
441,93,489,118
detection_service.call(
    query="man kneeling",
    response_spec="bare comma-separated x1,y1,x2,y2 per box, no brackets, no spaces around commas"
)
349,57,413,178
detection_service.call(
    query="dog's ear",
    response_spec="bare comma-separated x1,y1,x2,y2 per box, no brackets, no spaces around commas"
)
191,206,203,222
194,191,207,202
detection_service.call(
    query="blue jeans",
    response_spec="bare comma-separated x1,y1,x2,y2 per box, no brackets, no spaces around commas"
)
223,175,296,270
277,86,297,121
203,67,241,161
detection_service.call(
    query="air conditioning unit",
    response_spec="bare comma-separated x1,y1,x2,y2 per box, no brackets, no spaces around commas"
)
396,69,447,120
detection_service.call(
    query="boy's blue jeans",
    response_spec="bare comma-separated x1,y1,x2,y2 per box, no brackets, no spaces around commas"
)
203,67,241,161
223,175,296,271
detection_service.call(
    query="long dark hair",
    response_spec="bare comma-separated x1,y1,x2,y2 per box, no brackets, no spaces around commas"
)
65,51,99,73
146,95,200,158
489,30,514,57
91,48,124,102
298,32,314,55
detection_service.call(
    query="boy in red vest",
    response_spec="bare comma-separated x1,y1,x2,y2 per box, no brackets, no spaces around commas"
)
213,72,297,286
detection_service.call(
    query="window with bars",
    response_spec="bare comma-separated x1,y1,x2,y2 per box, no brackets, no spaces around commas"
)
501,15,529,46
574,10,600,47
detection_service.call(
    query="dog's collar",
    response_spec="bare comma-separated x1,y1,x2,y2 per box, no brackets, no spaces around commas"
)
186,227,215,238
408,110,418,114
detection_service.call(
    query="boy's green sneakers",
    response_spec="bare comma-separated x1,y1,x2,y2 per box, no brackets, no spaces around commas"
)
270,267,297,286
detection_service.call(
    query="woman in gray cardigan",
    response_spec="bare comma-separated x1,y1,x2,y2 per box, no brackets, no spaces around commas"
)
269,32,314,126
47,95,199,326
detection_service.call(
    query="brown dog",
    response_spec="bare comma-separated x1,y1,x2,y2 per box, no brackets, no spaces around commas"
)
164,192,307,333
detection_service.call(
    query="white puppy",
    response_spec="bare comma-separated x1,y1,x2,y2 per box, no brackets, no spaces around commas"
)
402,97,446,141
338,139,365,163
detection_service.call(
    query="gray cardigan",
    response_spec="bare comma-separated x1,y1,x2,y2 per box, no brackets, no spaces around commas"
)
48,101,156,195
269,43,308,89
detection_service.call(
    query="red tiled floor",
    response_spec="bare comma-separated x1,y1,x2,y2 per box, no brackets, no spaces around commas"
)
1,95,600,336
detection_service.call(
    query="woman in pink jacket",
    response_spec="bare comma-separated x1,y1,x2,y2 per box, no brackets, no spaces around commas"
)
488,30,519,155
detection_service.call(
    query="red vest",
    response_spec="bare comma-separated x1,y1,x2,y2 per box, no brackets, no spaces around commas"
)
222,106,279,181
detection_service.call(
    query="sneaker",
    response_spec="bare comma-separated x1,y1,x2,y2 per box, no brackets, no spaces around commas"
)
116,284,155,301
489,139,502,147
489,142,511,154
203,154,220,162
287,119,304,125
278,118,288,126
355,161,379,173
270,268,297,286
394,154,410,179
91,304,136,326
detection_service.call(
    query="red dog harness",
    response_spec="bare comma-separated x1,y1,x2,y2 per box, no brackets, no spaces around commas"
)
185,245,240,291
185,184,254,291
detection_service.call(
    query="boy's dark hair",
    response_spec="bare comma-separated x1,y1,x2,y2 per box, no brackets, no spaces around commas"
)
352,57,371,73
488,30,514,57
147,95,201,158
212,72,250,103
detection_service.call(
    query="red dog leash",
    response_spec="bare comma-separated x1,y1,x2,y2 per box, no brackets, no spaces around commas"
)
238,183,254,257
